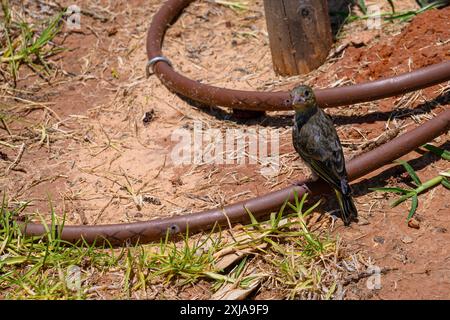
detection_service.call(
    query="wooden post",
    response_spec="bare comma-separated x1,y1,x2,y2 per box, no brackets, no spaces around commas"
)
263,0,333,76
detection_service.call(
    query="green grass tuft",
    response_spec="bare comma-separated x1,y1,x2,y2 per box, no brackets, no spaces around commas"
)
1,193,355,299
370,144,450,221
1,0,65,86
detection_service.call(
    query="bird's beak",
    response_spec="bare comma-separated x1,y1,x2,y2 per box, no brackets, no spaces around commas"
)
292,94,305,105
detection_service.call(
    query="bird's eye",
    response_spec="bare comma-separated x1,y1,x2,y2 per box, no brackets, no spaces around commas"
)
304,90,310,98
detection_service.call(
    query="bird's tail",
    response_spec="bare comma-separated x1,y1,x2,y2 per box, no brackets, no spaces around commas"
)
334,189,358,226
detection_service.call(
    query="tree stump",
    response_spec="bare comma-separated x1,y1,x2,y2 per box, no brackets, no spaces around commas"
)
263,0,333,76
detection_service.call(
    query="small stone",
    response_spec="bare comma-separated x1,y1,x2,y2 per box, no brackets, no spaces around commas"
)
142,110,155,125
142,195,161,205
408,218,420,229
373,236,384,244
401,235,413,244
107,26,118,36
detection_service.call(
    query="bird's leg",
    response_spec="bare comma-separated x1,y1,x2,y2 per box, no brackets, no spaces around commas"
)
329,214,338,230
309,170,319,181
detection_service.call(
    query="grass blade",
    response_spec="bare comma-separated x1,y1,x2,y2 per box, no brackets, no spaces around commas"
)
357,0,368,14
244,207,259,226
395,160,422,186
369,187,410,194
391,191,416,207
416,0,429,7
423,144,450,161
441,177,450,190
302,199,322,217
387,0,396,13
407,194,418,221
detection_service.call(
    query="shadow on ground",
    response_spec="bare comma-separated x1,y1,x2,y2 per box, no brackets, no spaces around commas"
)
303,140,448,223
177,89,449,129
351,140,449,197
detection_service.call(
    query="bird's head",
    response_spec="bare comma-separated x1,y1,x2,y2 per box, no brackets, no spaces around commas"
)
290,85,316,112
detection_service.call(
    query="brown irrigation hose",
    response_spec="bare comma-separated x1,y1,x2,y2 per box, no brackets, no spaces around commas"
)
146,0,450,110
21,110,450,245
17,0,450,246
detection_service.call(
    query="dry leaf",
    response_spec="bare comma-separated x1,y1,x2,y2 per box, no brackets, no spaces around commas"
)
211,277,262,300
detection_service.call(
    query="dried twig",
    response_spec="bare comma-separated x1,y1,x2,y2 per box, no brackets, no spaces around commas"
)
1,118,12,136
5,142,25,175
343,267,396,286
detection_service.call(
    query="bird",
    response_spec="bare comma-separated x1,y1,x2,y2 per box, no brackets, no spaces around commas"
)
291,85,358,225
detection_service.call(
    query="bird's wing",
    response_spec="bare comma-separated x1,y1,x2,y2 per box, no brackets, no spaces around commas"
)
294,108,348,192
303,152,342,191
297,129,346,192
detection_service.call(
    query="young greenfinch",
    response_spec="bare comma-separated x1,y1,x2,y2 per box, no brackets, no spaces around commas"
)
291,85,358,225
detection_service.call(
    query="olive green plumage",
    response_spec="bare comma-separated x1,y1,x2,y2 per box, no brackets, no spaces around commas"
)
291,85,357,225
